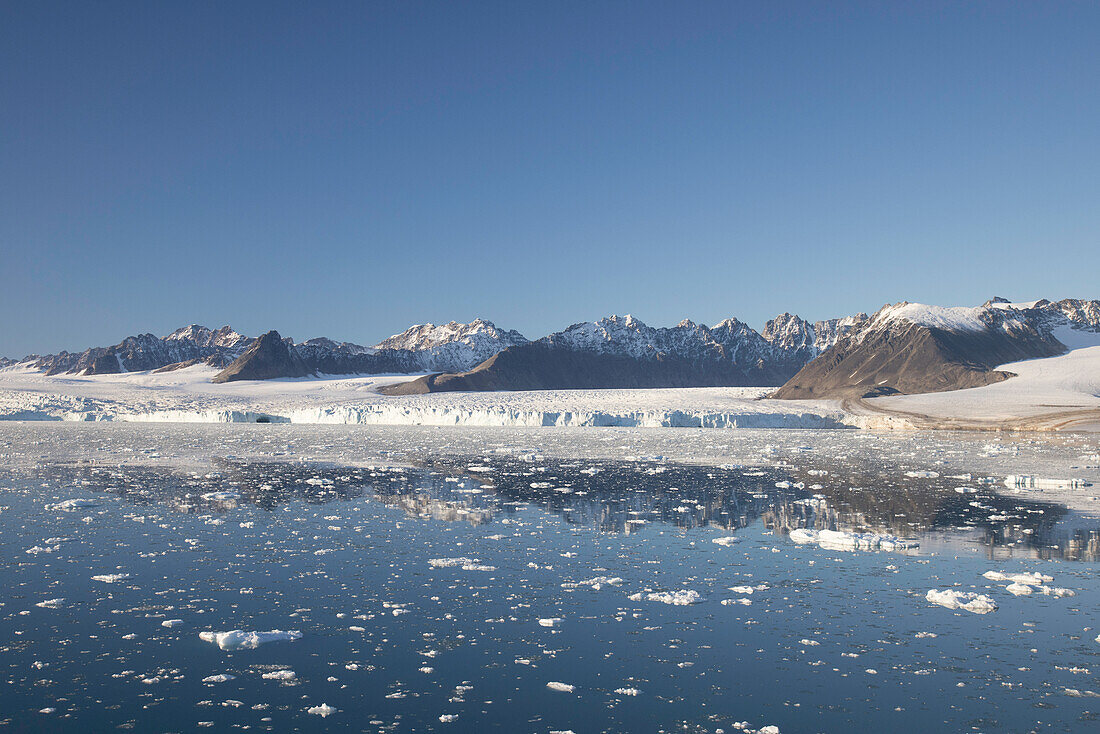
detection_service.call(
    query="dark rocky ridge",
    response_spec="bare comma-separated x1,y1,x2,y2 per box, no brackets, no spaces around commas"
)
772,299,1097,399
382,341,795,395
212,331,312,383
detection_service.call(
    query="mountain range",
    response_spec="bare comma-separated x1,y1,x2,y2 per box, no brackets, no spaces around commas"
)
4,298,1098,399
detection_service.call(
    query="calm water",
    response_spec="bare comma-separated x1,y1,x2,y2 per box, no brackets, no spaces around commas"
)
1,424,1099,732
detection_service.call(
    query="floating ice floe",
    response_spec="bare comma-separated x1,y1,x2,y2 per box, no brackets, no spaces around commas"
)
1003,475,1092,489
36,598,65,609
538,617,563,628
925,589,997,614
561,576,623,591
905,471,940,478
614,687,640,696
52,498,102,511
711,536,739,546
546,681,575,692
428,557,479,568
788,528,918,551
630,589,703,606
199,630,302,650
161,619,184,628
261,669,296,680
982,570,1053,585
201,674,235,683
91,573,131,583
201,491,241,501
306,703,337,717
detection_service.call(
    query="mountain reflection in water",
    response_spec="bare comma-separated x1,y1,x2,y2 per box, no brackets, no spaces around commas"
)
44,453,1100,561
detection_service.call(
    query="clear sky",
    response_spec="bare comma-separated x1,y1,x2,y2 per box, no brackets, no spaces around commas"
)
2,1,1098,357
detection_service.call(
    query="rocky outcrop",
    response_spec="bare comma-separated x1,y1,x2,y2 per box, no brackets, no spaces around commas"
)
212,331,313,383
772,299,1096,400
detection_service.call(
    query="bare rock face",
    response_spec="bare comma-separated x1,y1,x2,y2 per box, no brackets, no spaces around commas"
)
212,331,312,383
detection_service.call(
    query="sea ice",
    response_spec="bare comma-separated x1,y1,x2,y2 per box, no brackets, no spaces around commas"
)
201,674,236,683
634,590,703,606
926,589,997,614
546,681,575,692
789,528,917,551
199,630,303,650
91,573,131,583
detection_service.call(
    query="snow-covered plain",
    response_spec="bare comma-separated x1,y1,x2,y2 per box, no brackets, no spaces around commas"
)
860,330,1100,430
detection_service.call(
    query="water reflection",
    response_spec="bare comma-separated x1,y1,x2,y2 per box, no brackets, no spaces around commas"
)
38,453,1100,561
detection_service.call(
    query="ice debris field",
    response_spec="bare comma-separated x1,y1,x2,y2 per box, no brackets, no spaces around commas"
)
1,423,1099,731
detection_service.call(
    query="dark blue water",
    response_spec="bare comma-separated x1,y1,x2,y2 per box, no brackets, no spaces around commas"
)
1,426,1098,733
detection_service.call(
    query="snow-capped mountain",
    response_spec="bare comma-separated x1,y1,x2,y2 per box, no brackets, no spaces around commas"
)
773,297,1100,399
25,327,254,376
165,325,251,350
383,313,839,394
11,319,530,380
373,318,528,372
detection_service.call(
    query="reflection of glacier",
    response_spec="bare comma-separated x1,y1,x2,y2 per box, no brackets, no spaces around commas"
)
374,490,493,525
34,454,1100,561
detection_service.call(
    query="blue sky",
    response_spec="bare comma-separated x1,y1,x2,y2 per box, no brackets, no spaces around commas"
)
2,1,1098,356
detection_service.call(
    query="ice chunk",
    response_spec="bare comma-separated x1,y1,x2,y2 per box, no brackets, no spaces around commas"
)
161,619,184,628
202,674,236,683
711,537,739,546
1003,476,1092,489
201,491,241,501
199,630,302,650
546,681,575,692
306,703,337,717
982,571,1053,585
261,669,296,680
52,498,102,511
789,528,917,551
91,573,131,583
638,590,703,606
926,589,997,614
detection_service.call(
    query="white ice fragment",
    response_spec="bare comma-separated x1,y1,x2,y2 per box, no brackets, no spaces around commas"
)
546,681,575,692
613,687,640,696
429,557,480,568
36,598,65,609
641,590,703,606
307,703,337,717
711,536,739,546
202,674,236,683
52,498,102,511
789,528,917,551
161,619,184,628
201,491,241,501
262,669,296,680
91,573,131,583
926,589,997,614
1006,583,1033,596
1003,476,1092,489
561,576,623,591
538,617,563,628
199,630,302,650
982,571,1053,586
439,714,459,723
